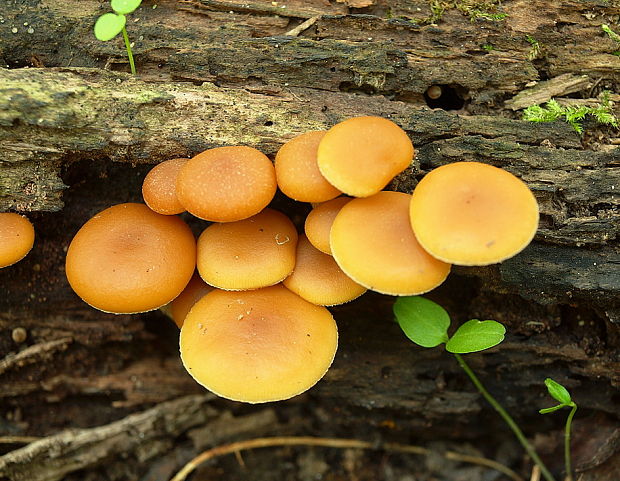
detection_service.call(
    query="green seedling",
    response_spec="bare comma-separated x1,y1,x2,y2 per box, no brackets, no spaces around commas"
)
602,25,620,56
522,94,618,134
94,0,142,75
540,378,578,481
394,296,557,481
526,35,542,61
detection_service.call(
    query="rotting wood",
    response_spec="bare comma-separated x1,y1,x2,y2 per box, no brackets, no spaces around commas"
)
0,1,619,480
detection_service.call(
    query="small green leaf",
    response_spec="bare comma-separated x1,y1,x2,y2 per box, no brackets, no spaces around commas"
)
539,405,565,415
544,378,572,405
445,319,506,353
393,297,450,348
94,13,126,41
111,0,142,15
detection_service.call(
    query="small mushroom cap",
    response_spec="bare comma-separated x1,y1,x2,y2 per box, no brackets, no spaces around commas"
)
176,146,277,222
197,208,298,290
283,235,366,306
317,116,414,197
330,191,451,296
410,161,539,266
66,203,196,314
142,158,188,215
0,213,35,268
180,285,338,403
304,196,352,255
170,273,214,328
275,131,342,203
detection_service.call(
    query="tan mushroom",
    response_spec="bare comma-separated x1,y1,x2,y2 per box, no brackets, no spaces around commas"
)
275,131,341,203
169,273,214,328
197,208,298,290
180,285,338,403
0,213,35,268
142,158,188,215
176,146,277,222
304,196,352,255
409,161,539,265
330,191,451,295
284,235,366,306
317,116,414,197
65,203,196,313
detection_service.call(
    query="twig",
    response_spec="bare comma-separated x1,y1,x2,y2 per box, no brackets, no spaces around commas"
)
285,16,320,37
0,436,41,444
0,338,72,375
170,436,525,481
530,465,541,481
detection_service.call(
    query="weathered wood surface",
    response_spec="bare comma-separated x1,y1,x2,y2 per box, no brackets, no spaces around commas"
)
1,0,619,480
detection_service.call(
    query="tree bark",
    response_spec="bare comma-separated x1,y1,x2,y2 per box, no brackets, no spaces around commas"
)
0,0,619,480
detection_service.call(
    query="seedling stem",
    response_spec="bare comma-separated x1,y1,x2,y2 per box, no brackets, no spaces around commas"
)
121,27,136,75
563,403,577,480
454,354,557,481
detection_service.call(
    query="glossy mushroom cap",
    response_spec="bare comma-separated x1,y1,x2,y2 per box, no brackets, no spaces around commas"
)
330,191,451,296
66,203,196,314
176,146,277,222
0,213,35,268
284,235,366,306
410,162,539,266
275,131,341,203
197,208,298,290
170,274,214,328
304,197,352,255
317,116,414,197
180,285,338,403
142,158,188,215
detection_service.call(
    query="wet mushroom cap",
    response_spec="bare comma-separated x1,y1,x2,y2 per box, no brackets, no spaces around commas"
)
197,208,298,290
65,203,196,314
275,131,342,203
317,116,414,197
170,273,214,328
283,235,366,306
176,146,277,222
330,191,451,296
180,285,338,403
304,196,352,255
0,213,35,268
142,158,188,215
409,161,539,266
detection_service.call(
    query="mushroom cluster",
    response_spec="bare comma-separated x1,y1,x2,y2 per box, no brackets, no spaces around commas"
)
65,115,538,404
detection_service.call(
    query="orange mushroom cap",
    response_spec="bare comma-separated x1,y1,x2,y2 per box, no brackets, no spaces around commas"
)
317,116,414,197
142,158,187,215
176,146,277,222
170,273,214,328
275,131,342,203
330,191,451,296
180,285,338,403
66,203,196,314
304,196,352,255
284,235,366,306
0,213,35,268
197,208,298,290
409,161,539,266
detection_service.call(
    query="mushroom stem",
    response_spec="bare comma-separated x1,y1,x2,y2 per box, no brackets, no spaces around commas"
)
453,354,557,481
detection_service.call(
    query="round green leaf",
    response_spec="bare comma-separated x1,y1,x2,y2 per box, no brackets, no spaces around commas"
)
393,296,450,348
94,13,126,41
544,378,572,405
445,319,505,353
111,0,142,15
